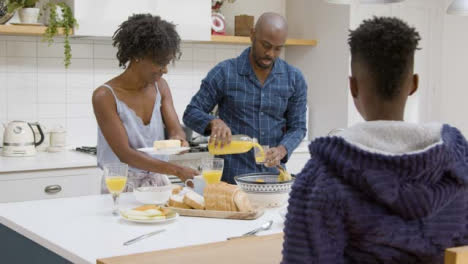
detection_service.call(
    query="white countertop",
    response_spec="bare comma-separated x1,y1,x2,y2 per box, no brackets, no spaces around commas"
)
0,150,98,173
0,193,284,264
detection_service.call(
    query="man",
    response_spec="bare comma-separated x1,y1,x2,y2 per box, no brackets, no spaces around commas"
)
183,12,307,183
282,16,468,264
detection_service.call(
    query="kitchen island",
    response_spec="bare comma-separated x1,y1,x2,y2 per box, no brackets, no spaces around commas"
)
0,193,285,264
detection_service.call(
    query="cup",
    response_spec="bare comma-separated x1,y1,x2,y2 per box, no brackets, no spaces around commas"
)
201,158,224,184
184,175,206,195
103,163,128,216
255,145,269,164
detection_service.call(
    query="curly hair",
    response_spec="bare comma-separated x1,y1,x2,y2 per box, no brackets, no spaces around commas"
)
112,14,181,68
349,17,421,100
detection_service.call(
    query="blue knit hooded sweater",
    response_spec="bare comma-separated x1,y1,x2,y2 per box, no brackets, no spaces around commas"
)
282,122,468,264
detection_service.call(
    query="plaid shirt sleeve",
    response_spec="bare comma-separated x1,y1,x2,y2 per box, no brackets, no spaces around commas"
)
183,65,225,136
280,70,308,162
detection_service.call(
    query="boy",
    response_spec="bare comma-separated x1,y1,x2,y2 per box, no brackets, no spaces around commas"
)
282,17,468,264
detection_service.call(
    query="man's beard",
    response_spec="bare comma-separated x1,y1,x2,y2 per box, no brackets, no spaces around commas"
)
252,44,274,69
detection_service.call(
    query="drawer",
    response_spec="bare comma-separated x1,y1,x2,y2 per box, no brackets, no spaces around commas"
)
0,173,101,203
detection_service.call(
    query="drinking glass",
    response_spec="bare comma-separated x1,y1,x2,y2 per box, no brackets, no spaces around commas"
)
254,145,269,164
104,163,128,216
201,158,224,184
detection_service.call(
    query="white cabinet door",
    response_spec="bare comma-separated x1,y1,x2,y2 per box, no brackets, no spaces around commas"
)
0,168,102,203
73,0,211,41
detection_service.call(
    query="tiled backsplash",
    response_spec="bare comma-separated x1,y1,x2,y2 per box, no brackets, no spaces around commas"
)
0,35,249,147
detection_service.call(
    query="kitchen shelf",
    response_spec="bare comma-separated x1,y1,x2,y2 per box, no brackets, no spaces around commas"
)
0,26,316,46
206,35,317,46
0,24,70,36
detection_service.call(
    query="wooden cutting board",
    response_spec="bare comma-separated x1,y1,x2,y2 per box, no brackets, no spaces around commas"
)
167,207,264,220
97,233,284,264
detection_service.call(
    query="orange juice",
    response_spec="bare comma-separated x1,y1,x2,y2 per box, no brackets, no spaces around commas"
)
255,156,265,163
202,170,223,184
209,141,265,159
105,177,127,194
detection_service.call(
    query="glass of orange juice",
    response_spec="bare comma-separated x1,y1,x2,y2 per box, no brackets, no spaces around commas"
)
255,145,269,164
201,158,224,184
104,163,128,216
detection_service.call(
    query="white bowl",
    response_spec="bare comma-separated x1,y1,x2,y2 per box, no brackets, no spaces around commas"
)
234,173,294,208
245,192,290,208
133,185,172,205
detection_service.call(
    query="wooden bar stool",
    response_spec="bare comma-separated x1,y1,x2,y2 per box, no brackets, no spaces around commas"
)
446,246,468,264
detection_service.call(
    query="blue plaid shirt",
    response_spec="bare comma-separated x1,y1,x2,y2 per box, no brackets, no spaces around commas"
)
183,48,307,183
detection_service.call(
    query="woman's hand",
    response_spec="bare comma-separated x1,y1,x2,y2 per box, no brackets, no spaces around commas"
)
173,165,199,184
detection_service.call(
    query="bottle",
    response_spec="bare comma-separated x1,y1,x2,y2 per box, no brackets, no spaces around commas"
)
208,135,265,158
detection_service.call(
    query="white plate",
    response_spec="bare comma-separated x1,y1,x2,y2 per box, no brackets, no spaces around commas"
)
120,211,179,224
137,147,190,155
10,22,43,26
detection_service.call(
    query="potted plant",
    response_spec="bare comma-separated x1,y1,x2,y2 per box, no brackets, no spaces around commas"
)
42,2,77,68
7,0,40,24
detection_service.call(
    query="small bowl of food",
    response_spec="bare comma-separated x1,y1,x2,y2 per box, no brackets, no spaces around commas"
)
234,172,294,208
133,185,173,205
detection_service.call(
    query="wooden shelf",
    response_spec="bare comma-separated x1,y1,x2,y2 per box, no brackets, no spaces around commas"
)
0,25,70,36
207,35,317,46
0,25,315,46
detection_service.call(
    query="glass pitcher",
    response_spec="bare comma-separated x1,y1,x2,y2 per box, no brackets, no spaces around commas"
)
208,134,264,157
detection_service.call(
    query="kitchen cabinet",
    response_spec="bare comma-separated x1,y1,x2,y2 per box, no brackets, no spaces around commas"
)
0,167,101,203
72,0,211,41
0,150,100,203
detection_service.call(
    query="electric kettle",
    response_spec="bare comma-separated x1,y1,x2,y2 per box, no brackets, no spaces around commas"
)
2,121,44,157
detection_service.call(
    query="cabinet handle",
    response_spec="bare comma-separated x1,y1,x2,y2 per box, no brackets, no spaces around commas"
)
44,185,62,194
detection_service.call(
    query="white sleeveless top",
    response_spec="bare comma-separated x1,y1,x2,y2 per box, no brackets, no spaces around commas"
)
97,83,170,193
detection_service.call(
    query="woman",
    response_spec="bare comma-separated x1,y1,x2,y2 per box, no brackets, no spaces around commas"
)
92,14,199,193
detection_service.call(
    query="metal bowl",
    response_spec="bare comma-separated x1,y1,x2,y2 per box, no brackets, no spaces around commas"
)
234,172,294,193
234,172,295,208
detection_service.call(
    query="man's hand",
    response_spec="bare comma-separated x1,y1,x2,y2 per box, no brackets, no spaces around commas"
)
264,145,288,167
209,119,232,148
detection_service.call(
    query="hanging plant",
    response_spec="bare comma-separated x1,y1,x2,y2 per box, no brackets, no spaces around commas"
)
42,2,77,68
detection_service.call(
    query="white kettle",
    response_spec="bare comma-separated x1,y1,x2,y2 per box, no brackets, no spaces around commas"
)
2,121,44,157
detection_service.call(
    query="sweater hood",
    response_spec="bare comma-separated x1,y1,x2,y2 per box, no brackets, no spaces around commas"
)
310,121,468,220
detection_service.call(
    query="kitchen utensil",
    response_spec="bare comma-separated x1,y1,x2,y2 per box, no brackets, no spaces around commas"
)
168,206,264,220
48,126,66,152
120,210,179,224
123,229,166,246
227,220,273,240
133,185,172,205
185,175,206,195
137,146,190,155
234,172,295,208
201,158,224,184
2,121,44,157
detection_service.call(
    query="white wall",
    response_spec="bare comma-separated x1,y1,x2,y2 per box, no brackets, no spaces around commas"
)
440,0,468,134
0,35,249,147
348,0,445,126
220,0,286,35
286,0,350,138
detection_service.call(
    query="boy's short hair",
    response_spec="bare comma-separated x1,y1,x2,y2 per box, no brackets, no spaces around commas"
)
348,17,421,100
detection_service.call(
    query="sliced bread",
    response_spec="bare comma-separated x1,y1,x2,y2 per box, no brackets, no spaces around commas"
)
183,191,205,210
